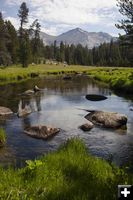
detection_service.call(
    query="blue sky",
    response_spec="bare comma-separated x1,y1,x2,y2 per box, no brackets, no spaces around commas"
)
1,0,124,36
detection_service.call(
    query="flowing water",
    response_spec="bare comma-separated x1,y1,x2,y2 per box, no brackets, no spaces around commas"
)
0,76,133,169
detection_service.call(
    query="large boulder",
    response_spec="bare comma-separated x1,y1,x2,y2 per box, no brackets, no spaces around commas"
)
24,125,60,139
0,106,13,117
79,122,94,131
86,94,107,101
85,111,127,129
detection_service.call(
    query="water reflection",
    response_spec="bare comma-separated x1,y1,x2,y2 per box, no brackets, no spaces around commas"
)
0,76,133,169
34,94,41,111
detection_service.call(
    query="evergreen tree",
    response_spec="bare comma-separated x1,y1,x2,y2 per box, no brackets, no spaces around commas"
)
116,0,133,45
65,45,70,64
18,2,30,67
53,40,57,60
116,0,133,64
0,12,11,66
30,19,41,63
5,20,18,64
60,41,65,62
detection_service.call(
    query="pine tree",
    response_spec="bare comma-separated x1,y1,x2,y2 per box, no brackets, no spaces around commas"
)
116,0,133,64
116,0,133,45
18,2,30,67
60,41,65,62
65,45,70,64
0,12,11,66
5,20,18,64
30,19,42,63
53,40,57,60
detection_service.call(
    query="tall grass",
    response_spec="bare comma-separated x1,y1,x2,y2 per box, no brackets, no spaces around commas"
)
87,67,133,94
0,64,133,94
0,138,132,199
0,64,89,85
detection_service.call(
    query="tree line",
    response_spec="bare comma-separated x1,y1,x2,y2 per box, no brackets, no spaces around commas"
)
0,0,132,67
0,2,44,67
43,40,131,67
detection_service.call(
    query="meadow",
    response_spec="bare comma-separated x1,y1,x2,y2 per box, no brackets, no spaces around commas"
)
0,64,133,94
0,138,132,200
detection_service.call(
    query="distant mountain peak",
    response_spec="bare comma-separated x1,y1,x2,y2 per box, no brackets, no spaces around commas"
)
40,28,116,49
74,27,84,32
65,27,88,34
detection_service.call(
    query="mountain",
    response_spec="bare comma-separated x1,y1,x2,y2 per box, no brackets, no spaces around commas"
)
40,32,56,45
40,28,116,49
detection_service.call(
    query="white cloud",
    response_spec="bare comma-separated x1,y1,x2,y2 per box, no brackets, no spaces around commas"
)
5,0,121,35
41,26,59,35
5,17,19,29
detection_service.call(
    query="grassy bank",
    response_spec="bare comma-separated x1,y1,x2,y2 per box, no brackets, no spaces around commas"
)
88,67,133,94
0,64,133,94
0,64,89,85
0,138,132,200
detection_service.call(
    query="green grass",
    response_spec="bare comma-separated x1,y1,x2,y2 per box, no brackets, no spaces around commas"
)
0,138,132,200
0,64,89,85
0,64,133,94
0,128,6,146
88,67,133,94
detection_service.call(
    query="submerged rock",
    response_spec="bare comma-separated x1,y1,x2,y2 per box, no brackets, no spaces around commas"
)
85,111,127,129
0,106,13,116
24,125,60,139
79,122,94,131
86,94,107,101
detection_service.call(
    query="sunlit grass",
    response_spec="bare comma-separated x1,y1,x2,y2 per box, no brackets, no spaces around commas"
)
0,64,89,85
0,138,132,200
0,64,133,93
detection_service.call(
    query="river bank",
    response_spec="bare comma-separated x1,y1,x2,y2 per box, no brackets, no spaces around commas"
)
0,138,132,200
0,65,133,95
0,64,89,85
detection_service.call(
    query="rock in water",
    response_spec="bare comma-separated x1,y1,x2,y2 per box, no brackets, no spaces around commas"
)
21,86,41,96
0,106,13,116
79,122,94,131
86,94,107,101
24,125,60,139
34,85,41,92
85,111,127,129
22,90,34,96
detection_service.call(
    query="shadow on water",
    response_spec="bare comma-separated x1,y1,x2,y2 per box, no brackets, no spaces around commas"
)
0,76,133,170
